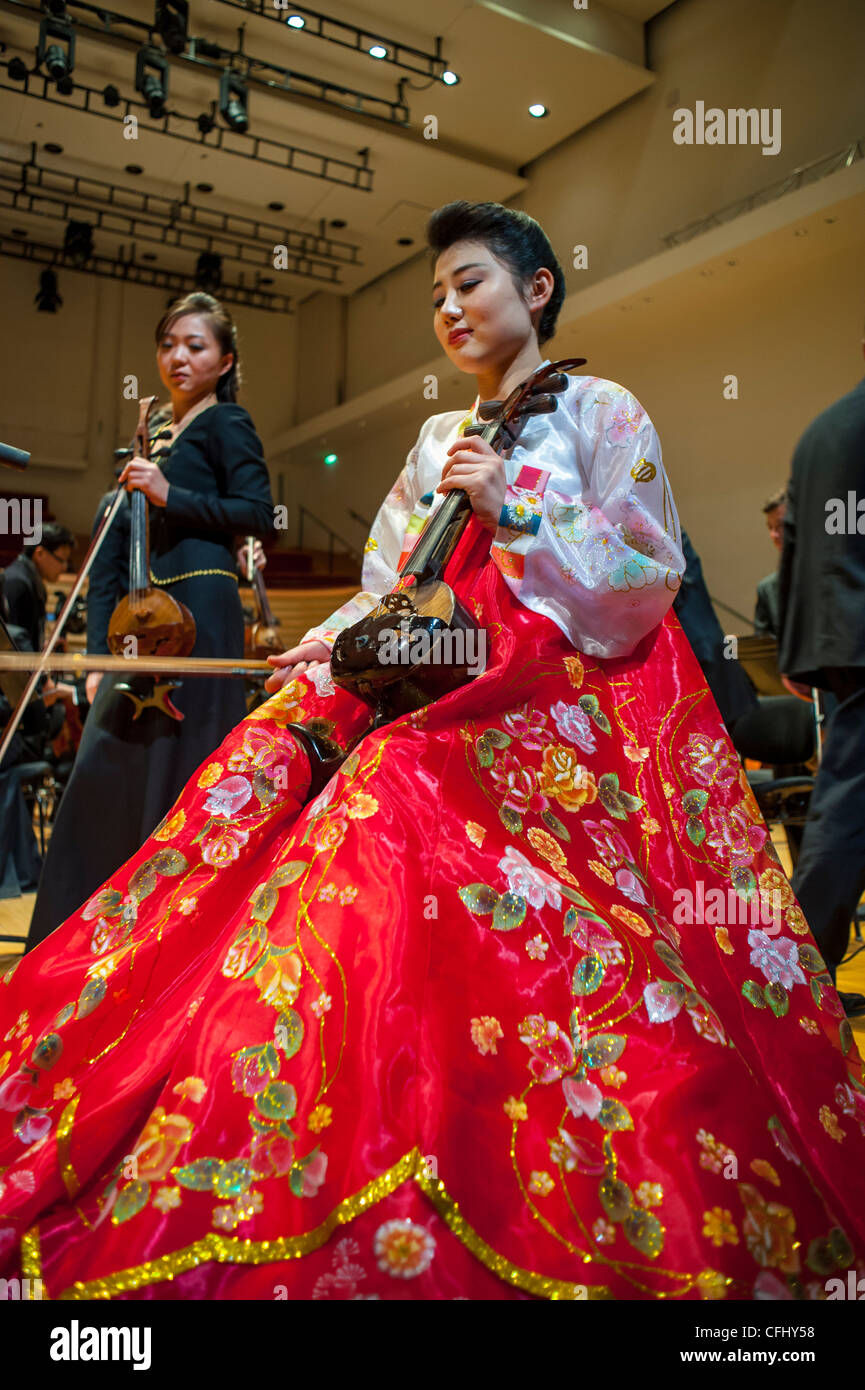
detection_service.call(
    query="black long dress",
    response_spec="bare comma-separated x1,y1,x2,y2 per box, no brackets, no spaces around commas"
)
26,402,274,948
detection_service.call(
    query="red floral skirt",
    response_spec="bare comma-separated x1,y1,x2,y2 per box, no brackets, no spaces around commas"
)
1,526,863,1301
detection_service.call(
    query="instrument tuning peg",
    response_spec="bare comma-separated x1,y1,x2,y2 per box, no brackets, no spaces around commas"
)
462,422,487,438
476,400,502,421
519,394,557,415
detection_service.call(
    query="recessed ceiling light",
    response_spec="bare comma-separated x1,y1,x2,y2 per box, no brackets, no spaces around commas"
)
44,142,63,153
824,216,837,224
528,104,548,118
268,201,285,211
329,218,346,228
259,276,274,285
125,164,143,175
141,252,157,261
196,182,214,193
368,44,387,59
11,228,27,237
397,236,413,246
442,70,459,85
793,227,808,237
286,13,305,27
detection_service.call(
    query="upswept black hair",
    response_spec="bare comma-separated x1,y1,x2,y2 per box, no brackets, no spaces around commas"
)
155,292,240,402
426,201,565,346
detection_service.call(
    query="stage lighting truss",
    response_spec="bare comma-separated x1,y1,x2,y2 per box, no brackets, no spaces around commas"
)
2,228,294,314
0,148,362,283
0,58,375,191
1,0,413,127
0,148,359,286
213,0,451,83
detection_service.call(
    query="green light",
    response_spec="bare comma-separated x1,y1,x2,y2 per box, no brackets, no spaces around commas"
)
324,452,338,466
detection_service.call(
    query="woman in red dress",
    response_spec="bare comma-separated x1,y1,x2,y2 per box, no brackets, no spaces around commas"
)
0,202,863,1301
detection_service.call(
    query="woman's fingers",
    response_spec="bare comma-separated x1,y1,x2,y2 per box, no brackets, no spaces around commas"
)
266,648,304,667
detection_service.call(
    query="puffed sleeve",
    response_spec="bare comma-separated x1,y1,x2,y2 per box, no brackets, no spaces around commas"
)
302,419,430,651
163,404,274,537
490,381,684,658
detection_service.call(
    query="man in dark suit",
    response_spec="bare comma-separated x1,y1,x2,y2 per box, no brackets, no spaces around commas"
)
674,531,758,735
754,488,786,639
778,355,865,1017
3,522,74,652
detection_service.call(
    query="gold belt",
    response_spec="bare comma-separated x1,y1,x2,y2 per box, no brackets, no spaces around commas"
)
149,567,239,585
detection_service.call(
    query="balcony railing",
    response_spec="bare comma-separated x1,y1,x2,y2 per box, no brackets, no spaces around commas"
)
663,137,863,249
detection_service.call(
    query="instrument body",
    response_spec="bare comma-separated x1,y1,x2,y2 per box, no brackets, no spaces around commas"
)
107,397,197,661
330,358,585,721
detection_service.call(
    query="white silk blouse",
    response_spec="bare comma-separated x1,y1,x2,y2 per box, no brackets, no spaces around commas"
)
303,372,684,660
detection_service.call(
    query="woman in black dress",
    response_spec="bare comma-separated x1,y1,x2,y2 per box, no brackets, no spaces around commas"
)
26,292,273,948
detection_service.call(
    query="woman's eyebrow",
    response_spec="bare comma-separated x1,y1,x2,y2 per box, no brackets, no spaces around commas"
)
432,262,486,291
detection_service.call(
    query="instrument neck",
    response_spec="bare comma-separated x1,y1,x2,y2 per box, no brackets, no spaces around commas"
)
253,568,277,627
129,490,149,600
398,412,499,586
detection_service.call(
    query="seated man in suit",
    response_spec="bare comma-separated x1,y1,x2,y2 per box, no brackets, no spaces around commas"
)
3,522,74,653
754,487,786,639
778,343,865,1018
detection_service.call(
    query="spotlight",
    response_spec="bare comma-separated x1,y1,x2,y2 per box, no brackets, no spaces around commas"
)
219,70,248,133
8,58,29,82
37,16,76,85
324,453,337,466
35,269,62,313
197,110,215,135
442,70,459,85
368,43,387,59
135,45,169,119
155,0,188,56
63,220,94,267
102,82,121,106
528,103,548,118
195,252,222,293
286,14,305,28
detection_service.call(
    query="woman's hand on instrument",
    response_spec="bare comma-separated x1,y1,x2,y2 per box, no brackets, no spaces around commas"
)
118,457,169,507
236,539,266,573
437,434,507,534
264,640,331,692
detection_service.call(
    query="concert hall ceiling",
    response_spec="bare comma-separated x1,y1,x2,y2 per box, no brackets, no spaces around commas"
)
0,0,673,308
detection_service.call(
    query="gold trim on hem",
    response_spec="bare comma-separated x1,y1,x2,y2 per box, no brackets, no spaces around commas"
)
21,1227,46,1298
29,1149,611,1301
413,1166,612,1300
57,1094,82,1199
